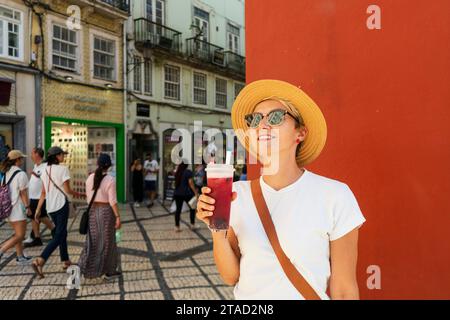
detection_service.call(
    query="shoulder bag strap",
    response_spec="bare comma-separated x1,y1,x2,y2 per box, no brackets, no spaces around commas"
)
5,170,22,187
46,166,68,201
250,179,321,300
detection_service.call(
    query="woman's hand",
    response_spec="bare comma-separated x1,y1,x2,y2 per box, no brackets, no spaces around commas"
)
196,187,237,227
115,216,121,229
26,207,32,217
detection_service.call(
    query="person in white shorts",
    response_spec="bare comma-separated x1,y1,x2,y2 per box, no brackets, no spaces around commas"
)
197,80,366,300
143,154,159,207
24,147,55,248
0,150,32,265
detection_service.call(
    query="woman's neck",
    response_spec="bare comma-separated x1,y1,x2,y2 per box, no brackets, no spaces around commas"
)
261,156,304,191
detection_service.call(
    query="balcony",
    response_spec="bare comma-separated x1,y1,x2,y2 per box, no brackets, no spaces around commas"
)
134,18,182,54
186,37,225,67
224,51,245,75
100,0,129,12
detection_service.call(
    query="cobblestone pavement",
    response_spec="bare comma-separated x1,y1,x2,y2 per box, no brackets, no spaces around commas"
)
0,201,234,300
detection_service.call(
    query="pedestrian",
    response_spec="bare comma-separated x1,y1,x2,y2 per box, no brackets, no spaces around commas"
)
197,80,366,300
173,160,199,232
78,153,121,280
143,153,159,207
0,150,32,265
131,159,144,207
31,146,84,278
193,163,206,194
24,147,55,248
239,164,247,181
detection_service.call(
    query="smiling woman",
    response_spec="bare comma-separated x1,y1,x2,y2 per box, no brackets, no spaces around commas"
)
196,79,366,300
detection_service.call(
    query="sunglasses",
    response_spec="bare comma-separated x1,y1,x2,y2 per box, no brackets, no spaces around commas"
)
244,108,299,128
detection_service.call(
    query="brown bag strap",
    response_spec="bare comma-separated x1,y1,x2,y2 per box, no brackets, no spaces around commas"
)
250,179,321,300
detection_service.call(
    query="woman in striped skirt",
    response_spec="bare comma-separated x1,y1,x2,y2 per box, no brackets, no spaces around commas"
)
78,153,121,280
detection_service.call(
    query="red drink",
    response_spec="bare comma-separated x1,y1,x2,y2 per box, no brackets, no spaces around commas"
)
207,177,233,230
205,163,235,231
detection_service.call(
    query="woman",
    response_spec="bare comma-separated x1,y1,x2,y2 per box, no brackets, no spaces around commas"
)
197,80,366,300
131,159,144,208
78,153,121,280
173,161,199,232
32,146,84,278
0,150,32,265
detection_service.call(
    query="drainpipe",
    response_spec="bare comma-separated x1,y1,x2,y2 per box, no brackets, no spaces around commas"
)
123,20,128,202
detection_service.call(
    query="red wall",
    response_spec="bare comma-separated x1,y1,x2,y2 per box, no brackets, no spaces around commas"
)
245,0,450,299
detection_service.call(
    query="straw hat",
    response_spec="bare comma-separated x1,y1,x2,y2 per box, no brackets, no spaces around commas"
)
231,79,327,167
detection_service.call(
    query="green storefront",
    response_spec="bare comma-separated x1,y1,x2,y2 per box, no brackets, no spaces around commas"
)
44,116,125,203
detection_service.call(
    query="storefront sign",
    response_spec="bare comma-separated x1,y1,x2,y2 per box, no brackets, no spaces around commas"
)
65,94,107,113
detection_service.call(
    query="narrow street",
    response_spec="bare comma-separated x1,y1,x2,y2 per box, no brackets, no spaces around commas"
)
0,202,233,300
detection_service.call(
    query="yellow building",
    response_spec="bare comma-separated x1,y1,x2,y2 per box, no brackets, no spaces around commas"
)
30,0,129,201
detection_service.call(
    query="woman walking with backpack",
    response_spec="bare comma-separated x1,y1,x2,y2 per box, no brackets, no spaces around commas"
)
0,150,32,265
31,147,84,278
78,154,121,280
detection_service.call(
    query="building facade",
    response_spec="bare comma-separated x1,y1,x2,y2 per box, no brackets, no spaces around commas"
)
30,0,129,202
0,0,39,171
127,0,246,201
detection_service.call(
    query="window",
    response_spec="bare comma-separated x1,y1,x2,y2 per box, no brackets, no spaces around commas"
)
52,25,77,71
144,59,152,94
193,72,207,105
234,83,244,100
164,65,180,100
133,56,141,92
93,36,115,80
193,7,209,42
0,6,22,59
215,78,227,108
0,6,23,59
147,0,165,25
227,23,240,54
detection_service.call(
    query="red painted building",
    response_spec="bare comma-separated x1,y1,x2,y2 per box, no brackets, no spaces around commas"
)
245,0,450,299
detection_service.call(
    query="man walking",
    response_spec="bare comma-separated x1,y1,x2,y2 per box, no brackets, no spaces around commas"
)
24,147,54,248
143,154,159,207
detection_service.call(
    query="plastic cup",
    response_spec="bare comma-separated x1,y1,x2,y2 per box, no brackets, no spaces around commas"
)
205,163,235,231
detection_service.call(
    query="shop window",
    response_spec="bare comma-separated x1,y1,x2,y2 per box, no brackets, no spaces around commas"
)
215,78,227,108
93,36,115,80
0,5,23,60
164,64,180,100
193,72,207,105
52,24,77,71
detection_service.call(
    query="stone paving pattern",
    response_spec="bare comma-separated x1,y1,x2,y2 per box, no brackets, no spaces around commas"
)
0,202,234,300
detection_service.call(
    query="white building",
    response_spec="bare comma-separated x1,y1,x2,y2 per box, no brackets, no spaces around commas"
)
127,0,246,201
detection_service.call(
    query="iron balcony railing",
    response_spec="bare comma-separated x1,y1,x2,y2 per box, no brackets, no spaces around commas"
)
134,18,182,53
224,51,245,75
186,37,225,66
100,0,129,12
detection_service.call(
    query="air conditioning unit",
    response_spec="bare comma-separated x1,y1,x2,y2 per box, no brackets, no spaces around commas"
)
212,50,225,66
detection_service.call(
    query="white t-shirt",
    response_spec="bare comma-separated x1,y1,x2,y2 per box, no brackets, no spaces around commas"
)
144,159,159,181
29,162,46,200
40,164,70,213
5,166,29,222
230,169,366,300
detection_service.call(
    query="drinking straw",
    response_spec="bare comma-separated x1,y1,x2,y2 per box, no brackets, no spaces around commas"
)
226,150,232,165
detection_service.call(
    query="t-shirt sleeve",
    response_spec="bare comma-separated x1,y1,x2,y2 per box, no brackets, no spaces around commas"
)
62,166,71,183
329,184,366,241
107,178,118,207
17,172,29,191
